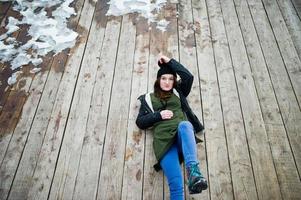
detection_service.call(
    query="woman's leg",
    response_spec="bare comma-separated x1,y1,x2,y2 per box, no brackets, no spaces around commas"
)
177,121,208,194
177,121,198,167
160,144,184,200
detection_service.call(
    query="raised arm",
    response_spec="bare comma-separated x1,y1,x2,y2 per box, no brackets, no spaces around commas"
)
159,56,194,97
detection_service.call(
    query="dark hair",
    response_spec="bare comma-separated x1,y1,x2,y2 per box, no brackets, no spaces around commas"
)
154,75,177,100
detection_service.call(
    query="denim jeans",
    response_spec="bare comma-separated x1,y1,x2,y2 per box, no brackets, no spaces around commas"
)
160,121,199,200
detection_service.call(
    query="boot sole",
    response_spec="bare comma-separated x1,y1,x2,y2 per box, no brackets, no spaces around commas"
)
189,179,208,194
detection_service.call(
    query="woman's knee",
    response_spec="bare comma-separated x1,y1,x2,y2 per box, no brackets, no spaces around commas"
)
178,121,193,133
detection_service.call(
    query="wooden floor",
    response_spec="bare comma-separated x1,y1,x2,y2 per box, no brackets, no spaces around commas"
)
0,0,301,199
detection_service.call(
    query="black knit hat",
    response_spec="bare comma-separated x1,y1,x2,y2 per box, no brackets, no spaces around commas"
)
157,61,177,78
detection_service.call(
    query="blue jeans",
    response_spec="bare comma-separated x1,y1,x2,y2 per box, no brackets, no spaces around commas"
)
160,121,199,200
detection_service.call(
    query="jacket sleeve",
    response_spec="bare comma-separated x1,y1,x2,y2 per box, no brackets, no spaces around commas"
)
135,99,162,130
167,58,193,97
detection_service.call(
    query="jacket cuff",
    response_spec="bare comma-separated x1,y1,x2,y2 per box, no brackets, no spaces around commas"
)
154,111,162,121
166,58,176,67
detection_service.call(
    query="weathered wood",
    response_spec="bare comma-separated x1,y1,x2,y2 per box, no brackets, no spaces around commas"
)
207,0,258,199
234,0,301,198
277,0,301,60
0,65,12,113
0,2,11,23
24,0,96,199
291,0,301,19
0,8,31,116
177,0,209,199
47,1,109,199
192,0,234,199
72,10,123,200
262,0,301,107
121,17,149,200
0,4,52,171
247,0,301,178
0,10,38,162
7,3,85,200
221,0,282,199
7,52,68,200
0,79,29,160
0,63,54,200
143,130,164,200
0,3,13,114
0,79,30,198
96,14,136,200
3,1,85,199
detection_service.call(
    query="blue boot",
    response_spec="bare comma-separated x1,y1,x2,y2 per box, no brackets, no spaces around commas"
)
186,163,208,194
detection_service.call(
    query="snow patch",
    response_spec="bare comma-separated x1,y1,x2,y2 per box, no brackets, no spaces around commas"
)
0,0,78,85
106,0,169,28
156,19,169,32
7,71,22,86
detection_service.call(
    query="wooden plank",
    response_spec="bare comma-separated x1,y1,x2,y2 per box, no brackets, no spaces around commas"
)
277,0,301,60
70,4,123,200
0,2,11,23
1,0,85,196
23,0,96,199
206,0,258,199
8,52,68,200
291,0,301,19
262,0,301,107
70,21,120,200
0,4,14,113
177,0,209,199
0,5,49,166
143,130,164,200
0,82,27,143
192,0,234,199
0,20,57,195
0,60,54,200
0,8,30,115
96,14,136,200
234,0,301,198
121,17,149,200
47,1,110,200
5,0,86,198
220,0,282,199
247,0,301,178
0,65,12,113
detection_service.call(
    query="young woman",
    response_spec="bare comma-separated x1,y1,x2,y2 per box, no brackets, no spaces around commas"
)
136,55,208,199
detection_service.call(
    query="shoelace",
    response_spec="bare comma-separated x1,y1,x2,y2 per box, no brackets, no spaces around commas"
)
188,163,203,179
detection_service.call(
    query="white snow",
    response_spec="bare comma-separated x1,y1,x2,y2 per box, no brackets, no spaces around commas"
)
156,19,169,32
0,0,78,85
30,67,42,74
7,71,22,86
106,0,168,26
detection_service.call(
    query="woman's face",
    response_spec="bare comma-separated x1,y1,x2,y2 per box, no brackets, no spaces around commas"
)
160,74,174,91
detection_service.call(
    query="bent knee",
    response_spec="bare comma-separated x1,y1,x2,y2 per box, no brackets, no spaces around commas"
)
178,121,193,130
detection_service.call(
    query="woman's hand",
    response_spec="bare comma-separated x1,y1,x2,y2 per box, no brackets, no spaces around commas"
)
160,110,173,120
158,55,171,65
